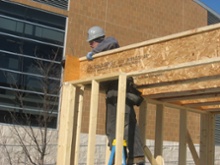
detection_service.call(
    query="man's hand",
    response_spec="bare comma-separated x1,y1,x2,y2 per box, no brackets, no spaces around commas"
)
86,52,93,60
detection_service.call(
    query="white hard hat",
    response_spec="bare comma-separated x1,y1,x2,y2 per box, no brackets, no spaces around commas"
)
87,26,105,42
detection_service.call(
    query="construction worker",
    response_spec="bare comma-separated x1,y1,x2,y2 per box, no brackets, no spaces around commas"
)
86,26,145,165
86,26,119,60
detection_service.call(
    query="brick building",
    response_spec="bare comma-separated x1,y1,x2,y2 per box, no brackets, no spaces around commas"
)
0,0,218,164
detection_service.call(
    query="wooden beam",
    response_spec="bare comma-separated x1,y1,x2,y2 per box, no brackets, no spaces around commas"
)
115,74,127,165
160,93,220,102
137,74,220,89
86,80,99,165
146,87,220,99
143,82,220,101
57,83,76,165
67,72,121,86
187,130,199,165
154,104,164,157
127,57,220,78
182,101,220,107
147,98,208,114
178,109,187,165
156,156,165,165
143,145,159,165
199,104,220,109
206,108,220,113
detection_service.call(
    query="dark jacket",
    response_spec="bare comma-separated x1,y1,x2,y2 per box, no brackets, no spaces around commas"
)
92,37,119,54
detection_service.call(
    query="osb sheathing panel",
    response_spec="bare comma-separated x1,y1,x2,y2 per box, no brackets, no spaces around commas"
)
63,55,80,82
79,24,220,98
80,28,220,77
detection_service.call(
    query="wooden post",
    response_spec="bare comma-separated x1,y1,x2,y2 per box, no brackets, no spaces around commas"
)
57,83,77,165
86,80,100,165
74,86,85,165
178,109,187,165
200,113,215,165
115,73,127,165
139,100,159,165
154,104,164,157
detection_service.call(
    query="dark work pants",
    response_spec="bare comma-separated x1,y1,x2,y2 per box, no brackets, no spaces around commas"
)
106,99,145,159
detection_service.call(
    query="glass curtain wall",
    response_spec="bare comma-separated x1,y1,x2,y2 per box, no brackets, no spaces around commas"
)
0,2,66,128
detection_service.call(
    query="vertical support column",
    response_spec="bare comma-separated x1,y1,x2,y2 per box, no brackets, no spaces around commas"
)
87,80,100,165
154,104,164,157
139,99,148,145
115,73,127,165
178,109,187,165
200,113,215,165
74,86,85,165
57,83,77,165
141,100,159,165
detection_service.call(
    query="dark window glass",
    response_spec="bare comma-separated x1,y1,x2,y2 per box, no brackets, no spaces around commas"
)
0,1,66,128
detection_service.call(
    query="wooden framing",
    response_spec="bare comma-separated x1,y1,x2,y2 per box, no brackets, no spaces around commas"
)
74,86,84,165
178,109,187,165
200,114,215,165
57,24,220,165
86,80,99,165
57,83,76,165
154,104,164,157
187,130,199,165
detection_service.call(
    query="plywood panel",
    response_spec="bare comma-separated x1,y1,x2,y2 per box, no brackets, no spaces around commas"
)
63,55,80,82
79,25,220,82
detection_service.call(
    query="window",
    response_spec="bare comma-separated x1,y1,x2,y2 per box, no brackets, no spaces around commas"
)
0,1,66,128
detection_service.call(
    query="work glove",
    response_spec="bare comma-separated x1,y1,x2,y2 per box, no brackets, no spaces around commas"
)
86,52,93,60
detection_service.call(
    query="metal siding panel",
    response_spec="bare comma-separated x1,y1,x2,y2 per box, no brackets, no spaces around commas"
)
33,0,68,10
208,12,220,25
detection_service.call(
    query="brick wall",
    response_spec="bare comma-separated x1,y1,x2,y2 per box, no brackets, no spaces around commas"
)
66,0,207,57
10,0,206,143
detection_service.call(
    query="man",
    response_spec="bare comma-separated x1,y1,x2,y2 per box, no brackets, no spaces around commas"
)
86,26,119,60
86,26,145,165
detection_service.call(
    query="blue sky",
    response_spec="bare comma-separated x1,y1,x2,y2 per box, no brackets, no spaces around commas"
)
196,0,220,15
